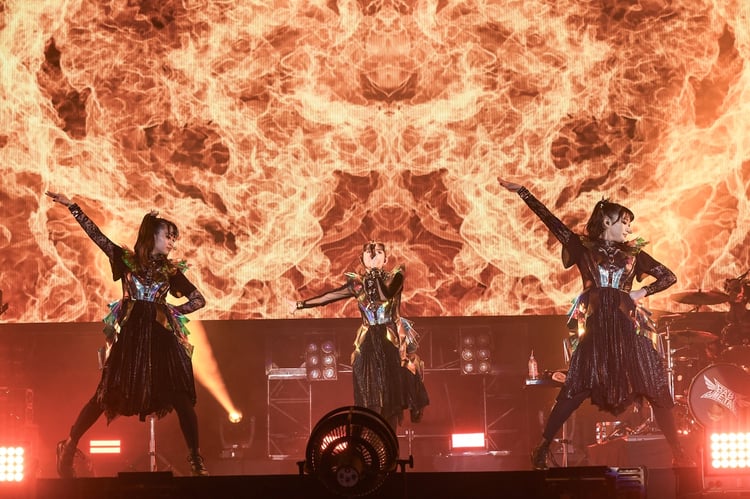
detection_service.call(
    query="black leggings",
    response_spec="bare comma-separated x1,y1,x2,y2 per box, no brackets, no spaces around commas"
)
541,392,681,451
68,392,200,453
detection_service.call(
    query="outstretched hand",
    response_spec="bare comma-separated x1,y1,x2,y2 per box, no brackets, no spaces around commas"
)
286,299,299,315
497,178,523,192
45,191,72,207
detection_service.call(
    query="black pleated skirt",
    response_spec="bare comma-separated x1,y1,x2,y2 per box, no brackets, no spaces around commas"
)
95,301,196,422
560,288,673,415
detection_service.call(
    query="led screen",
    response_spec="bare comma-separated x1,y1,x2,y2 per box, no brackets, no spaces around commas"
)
0,1,748,322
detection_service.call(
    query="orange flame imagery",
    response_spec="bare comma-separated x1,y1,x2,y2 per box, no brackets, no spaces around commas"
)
0,0,748,322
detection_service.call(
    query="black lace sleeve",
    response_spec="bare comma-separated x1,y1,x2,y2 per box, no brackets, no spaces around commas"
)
68,203,117,259
636,250,677,296
170,270,206,314
297,283,354,309
173,289,206,315
517,187,583,262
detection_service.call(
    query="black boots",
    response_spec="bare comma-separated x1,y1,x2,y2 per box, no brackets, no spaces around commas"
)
56,439,77,478
531,438,551,470
187,452,209,476
59,438,211,477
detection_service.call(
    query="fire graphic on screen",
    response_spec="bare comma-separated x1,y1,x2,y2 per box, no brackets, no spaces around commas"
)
0,1,748,322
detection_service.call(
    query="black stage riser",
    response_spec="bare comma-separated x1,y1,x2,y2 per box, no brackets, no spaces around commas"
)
4,467,709,499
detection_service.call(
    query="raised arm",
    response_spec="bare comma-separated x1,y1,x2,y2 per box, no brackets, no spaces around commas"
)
497,179,574,246
46,191,118,259
367,267,403,300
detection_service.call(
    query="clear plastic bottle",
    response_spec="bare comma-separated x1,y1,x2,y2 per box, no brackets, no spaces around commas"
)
528,350,539,379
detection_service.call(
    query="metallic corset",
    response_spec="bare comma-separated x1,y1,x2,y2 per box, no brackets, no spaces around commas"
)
129,274,170,303
359,300,395,326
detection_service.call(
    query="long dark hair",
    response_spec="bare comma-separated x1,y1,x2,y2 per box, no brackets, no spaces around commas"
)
133,211,179,270
584,199,634,240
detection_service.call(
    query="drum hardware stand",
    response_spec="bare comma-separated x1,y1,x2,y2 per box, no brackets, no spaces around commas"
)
631,406,657,435
146,414,176,473
662,318,677,402
557,337,573,466
632,317,678,436
558,421,570,467
550,419,573,467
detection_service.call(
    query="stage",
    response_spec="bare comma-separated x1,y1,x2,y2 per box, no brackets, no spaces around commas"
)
2,315,749,498
6,442,750,499
0,465,726,499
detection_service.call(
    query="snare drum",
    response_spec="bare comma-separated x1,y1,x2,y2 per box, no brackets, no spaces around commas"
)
687,363,750,429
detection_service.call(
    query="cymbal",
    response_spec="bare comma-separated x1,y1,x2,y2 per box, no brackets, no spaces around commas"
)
658,313,686,322
666,329,719,344
670,289,729,305
648,310,685,322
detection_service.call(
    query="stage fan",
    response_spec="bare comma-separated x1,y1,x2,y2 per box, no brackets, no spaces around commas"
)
304,406,399,497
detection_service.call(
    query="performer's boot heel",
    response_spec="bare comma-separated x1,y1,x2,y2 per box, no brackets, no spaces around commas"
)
56,439,76,478
187,452,209,476
531,439,551,470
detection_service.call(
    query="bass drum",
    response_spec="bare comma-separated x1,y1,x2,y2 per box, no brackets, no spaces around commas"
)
688,363,750,429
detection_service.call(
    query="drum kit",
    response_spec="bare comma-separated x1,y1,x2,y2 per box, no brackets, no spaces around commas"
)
643,278,750,434
595,277,750,442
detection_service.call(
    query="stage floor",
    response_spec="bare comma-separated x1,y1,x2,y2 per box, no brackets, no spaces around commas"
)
4,465,749,499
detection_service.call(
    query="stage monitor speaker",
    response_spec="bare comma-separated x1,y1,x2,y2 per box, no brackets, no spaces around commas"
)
544,466,612,498
543,466,645,499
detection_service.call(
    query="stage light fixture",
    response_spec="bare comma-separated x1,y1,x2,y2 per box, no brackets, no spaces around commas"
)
0,447,24,482
89,440,121,455
460,333,475,374
476,347,491,374
220,413,256,459
702,431,750,491
459,329,492,375
709,432,750,471
305,337,337,381
450,432,486,451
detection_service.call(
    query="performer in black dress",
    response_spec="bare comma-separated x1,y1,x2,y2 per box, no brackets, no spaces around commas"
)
497,180,694,468
46,191,209,477
288,241,428,431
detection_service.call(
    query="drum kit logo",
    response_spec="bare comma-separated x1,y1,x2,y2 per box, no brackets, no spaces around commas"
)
700,373,749,419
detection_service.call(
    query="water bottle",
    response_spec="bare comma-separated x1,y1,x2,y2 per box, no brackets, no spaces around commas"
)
528,350,539,379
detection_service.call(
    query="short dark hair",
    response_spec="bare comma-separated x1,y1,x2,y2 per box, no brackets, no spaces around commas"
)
362,241,387,259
